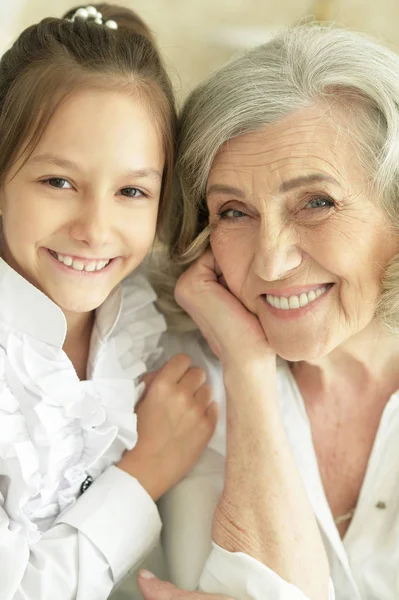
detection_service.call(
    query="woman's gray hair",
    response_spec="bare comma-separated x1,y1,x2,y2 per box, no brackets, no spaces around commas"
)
155,24,399,332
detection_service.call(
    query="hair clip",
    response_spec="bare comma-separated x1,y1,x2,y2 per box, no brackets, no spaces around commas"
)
70,5,118,30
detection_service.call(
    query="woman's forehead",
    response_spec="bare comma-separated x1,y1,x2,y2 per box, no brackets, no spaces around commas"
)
208,105,364,190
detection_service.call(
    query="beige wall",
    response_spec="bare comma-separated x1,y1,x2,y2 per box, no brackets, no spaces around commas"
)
2,0,399,101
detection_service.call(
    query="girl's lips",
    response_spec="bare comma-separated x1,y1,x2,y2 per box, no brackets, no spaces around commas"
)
48,249,114,262
46,248,118,275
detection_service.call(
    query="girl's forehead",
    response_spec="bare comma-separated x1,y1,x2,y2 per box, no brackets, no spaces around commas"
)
9,89,164,182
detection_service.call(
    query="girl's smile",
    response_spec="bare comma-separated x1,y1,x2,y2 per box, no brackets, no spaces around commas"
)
47,249,118,273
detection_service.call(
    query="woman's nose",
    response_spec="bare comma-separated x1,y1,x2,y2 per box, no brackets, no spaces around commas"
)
252,222,302,282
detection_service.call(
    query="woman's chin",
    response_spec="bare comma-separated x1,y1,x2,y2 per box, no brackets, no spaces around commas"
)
267,334,334,363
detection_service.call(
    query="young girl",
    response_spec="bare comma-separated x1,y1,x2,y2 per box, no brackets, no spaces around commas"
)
0,4,218,599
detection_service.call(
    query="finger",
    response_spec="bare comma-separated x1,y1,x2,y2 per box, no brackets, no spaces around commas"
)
175,250,218,308
190,248,219,284
138,571,230,600
137,571,183,600
217,273,228,289
214,259,222,278
179,366,207,393
194,383,213,411
154,354,192,384
205,400,219,430
141,370,159,388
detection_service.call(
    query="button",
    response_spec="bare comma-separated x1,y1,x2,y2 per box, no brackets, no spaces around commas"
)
80,475,93,494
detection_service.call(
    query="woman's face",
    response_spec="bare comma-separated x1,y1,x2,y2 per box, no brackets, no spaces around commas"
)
0,88,164,316
206,104,399,361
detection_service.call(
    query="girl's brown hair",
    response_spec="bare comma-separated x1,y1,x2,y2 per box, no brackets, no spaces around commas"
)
0,3,177,227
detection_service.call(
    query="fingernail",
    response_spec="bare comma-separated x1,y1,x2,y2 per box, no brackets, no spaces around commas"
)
139,569,156,580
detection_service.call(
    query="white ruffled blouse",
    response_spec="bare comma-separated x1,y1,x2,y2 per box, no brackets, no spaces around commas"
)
0,258,166,600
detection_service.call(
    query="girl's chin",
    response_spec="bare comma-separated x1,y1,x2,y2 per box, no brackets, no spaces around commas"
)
49,293,108,314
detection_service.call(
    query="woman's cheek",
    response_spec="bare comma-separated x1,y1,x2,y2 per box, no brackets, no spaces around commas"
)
211,228,254,295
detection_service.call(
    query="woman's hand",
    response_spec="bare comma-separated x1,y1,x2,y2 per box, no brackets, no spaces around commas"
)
117,354,218,501
176,257,329,599
175,250,273,367
138,571,232,600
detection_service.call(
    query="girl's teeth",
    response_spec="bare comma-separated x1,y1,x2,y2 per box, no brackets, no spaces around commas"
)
53,252,110,272
266,286,328,310
72,260,84,271
84,262,97,272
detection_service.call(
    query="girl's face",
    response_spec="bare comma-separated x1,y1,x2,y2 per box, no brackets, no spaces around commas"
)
0,88,164,315
206,104,399,362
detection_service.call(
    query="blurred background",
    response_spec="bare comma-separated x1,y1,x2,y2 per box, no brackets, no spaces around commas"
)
2,0,399,104
2,0,398,597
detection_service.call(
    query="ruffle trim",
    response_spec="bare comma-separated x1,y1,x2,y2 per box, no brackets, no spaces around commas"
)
0,271,166,544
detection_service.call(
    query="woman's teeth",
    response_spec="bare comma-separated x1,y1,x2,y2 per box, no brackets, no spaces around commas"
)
266,286,328,310
51,251,110,272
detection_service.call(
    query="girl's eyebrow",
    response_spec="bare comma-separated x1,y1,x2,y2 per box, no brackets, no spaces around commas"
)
29,154,79,171
29,153,162,181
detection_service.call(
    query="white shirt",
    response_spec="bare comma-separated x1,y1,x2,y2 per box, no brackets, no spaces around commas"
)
160,330,399,600
0,259,166,600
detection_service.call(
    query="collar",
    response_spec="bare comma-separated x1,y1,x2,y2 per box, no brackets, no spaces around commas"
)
0,258,123,348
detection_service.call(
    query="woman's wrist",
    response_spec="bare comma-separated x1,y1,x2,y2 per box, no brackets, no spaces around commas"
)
222,356,277,398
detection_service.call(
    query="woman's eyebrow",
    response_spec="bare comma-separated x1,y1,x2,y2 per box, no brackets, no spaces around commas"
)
206,184,245,198
207,174,341,199
279,173,341,192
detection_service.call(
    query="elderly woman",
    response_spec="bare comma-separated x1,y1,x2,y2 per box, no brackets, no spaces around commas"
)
138,24,399,600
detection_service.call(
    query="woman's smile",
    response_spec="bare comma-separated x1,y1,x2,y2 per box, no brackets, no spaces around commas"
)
207,105,399,361
262,283,334,319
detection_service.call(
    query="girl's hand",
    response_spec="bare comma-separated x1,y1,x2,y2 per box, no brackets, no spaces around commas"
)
138,571,233,600
117,354,218,500
175,250,273,366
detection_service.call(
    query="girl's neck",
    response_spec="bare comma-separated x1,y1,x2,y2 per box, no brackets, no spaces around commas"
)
63,310,95,380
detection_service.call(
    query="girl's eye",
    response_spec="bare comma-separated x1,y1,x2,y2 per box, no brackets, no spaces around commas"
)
305,197,335,209
119,187,145,198
44,178,72,189
219,208,247,220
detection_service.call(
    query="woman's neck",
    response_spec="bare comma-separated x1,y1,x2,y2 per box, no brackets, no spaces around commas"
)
292,319,399,399
63,310,95,380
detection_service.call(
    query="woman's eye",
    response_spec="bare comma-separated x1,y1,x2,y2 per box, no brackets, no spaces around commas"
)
44,178,72,189
120,187,145,198
305,197,335,209
219,208,247,219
